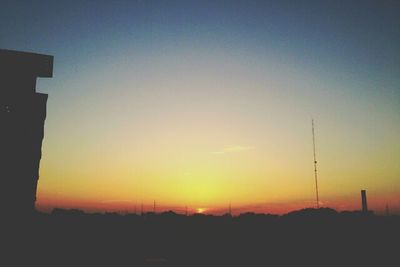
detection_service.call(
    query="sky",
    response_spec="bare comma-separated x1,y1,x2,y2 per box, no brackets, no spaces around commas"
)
1,0,399,215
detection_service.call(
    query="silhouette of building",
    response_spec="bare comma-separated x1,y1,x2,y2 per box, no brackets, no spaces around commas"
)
0,49,53,216
361,190,368,213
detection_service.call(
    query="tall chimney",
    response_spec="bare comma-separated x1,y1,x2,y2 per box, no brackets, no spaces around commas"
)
361,190,368,212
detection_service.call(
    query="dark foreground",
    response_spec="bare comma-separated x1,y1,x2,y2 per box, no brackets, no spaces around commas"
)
3,208,399,266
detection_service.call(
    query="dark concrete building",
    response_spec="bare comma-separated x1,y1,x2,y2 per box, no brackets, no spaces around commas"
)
0,49,53,216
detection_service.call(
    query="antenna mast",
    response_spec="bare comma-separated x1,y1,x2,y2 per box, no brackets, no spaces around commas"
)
312,119,320,208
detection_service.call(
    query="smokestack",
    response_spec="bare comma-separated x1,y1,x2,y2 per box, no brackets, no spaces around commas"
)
361,190,368,212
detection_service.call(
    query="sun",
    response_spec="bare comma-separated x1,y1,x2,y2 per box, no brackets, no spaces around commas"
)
196,208,206,214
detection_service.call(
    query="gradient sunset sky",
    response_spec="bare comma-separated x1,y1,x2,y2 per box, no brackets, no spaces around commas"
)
2,0,399,214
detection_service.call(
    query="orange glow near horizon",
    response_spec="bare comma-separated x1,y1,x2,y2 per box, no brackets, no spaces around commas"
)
196,208,206,214
36,188,400,215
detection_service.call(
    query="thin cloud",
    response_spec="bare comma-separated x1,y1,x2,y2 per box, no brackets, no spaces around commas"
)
211,145,254,154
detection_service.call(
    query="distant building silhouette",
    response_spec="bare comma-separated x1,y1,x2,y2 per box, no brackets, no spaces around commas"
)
361,190,368,213
0,49,53,216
